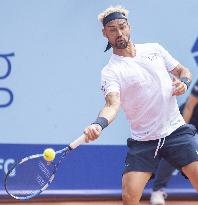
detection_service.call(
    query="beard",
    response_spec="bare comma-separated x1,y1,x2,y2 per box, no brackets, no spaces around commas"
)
114,35,130,49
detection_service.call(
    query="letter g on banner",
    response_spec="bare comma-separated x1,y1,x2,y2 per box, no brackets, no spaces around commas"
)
191,37,198,66
0,53,14,108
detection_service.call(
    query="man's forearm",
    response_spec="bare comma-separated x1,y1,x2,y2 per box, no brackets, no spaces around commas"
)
180,68,192,81
98,104,120,124
171,64,192,81
97,92,120,124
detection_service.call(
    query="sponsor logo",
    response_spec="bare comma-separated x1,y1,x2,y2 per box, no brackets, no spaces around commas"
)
0,53,15,108
0,158,16,176
191,37,198,66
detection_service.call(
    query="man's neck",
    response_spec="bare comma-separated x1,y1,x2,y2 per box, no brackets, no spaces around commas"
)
113,41,136,58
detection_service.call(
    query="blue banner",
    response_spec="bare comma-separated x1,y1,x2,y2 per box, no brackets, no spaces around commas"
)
0,144,196,197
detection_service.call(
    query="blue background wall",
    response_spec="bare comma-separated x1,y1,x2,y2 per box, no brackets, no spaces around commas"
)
0,0,197,197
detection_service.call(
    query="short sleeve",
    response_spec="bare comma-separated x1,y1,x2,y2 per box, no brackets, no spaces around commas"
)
156,43,179,71
191,80,198,97
101,68,120,97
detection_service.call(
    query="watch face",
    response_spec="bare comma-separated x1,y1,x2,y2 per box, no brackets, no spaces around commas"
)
180,77,191,89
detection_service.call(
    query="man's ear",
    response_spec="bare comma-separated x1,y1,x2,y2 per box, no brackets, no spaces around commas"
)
128,22,131,31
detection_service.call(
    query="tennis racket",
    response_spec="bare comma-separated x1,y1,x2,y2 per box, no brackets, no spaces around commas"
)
4,134,86,200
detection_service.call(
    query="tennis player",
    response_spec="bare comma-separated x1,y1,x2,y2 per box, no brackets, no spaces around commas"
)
83,5,198,205
150,79,198,205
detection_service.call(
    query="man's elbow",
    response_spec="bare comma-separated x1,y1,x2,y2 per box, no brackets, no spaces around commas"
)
112,101,121,113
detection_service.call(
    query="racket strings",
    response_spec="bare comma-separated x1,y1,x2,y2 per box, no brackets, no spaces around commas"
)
5,157,55,199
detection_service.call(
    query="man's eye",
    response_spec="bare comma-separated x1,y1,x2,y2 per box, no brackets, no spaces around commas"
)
110,29,116,32
120,25,126,30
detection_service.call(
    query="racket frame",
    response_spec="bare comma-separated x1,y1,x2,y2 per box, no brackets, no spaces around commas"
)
4,134,86,200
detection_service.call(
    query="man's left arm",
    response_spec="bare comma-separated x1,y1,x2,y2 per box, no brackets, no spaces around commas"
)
170,64,192,96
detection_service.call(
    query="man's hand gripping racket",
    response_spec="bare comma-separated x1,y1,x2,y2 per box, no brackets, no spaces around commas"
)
4,134,86,200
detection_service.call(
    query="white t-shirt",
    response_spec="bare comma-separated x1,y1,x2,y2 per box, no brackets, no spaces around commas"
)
101,43,185,141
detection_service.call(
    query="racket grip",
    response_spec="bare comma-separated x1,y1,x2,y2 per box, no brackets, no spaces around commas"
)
69,134,86,149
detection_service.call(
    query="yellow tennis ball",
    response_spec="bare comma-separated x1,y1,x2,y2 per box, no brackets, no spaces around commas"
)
43,148,56,161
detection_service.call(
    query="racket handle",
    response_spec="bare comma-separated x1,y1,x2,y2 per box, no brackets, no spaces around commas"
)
69,134,86,149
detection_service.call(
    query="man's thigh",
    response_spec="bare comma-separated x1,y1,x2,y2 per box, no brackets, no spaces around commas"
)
124,138,161,174
162,124,198,169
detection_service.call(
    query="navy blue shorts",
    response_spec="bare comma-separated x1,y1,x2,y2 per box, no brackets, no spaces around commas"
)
123,124,198,176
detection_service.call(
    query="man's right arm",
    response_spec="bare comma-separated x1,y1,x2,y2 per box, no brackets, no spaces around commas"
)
84,91,120,142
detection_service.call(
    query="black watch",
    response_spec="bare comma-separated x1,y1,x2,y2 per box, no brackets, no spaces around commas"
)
180,77,191,89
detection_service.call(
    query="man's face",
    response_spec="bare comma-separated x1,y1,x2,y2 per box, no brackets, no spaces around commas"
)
103,19,130,49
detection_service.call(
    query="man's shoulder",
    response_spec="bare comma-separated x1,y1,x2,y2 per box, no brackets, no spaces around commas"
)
101,63,116,75
135,42,161,50
101,55,120,73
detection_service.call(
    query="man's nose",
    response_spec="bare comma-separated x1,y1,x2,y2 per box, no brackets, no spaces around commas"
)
117,29,122,36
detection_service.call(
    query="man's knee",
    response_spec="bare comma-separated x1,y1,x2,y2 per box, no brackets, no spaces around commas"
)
122,188,140,205
182,161,198,191
122,171,152,204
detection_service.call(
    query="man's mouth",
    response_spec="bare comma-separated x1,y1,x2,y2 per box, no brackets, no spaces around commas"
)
116,39,124,43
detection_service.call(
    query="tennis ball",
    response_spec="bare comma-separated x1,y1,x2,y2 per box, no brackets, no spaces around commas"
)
43,148,56,161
